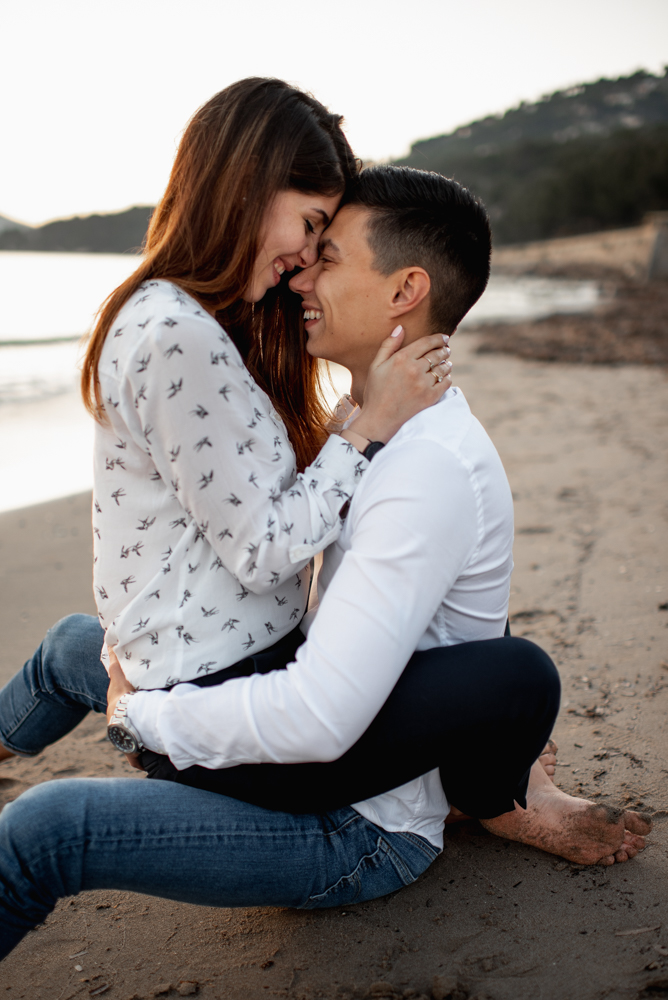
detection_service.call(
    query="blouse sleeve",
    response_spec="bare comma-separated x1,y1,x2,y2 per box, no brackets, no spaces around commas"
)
110,311,368,594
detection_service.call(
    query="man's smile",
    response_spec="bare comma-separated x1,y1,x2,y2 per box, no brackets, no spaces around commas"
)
302,304,324,329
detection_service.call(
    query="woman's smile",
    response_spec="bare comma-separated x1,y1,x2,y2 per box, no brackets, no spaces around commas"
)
268,257,289,287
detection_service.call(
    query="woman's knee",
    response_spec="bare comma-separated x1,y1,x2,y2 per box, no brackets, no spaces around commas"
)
0,780,89,899
1,779,87,853
39,614,106,697
0,781,93,943
45,614,104,662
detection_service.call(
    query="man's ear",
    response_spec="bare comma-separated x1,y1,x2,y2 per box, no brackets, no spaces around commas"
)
390,267,431,317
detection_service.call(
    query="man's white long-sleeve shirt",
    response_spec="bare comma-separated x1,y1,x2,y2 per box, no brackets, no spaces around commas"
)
129,386,515,848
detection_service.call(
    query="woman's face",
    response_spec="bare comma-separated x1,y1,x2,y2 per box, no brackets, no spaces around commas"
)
245,189,341,303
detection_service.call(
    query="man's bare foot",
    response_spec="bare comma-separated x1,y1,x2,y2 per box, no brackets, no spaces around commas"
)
539,738,558,781
445,805,472,824
480,759,652,866
446,740,559,824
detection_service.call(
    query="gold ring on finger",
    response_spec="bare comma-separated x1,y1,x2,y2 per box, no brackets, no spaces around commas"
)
431,371,444,385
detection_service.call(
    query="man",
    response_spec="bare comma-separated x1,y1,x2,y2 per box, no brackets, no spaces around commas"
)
0,167,649,959
110,165,649,863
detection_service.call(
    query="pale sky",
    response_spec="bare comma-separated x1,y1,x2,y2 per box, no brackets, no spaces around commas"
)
2,0,667,225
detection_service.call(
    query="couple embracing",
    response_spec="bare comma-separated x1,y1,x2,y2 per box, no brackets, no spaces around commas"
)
0,78,650,959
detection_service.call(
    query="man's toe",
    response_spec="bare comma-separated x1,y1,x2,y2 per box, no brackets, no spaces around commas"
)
624,811,652,836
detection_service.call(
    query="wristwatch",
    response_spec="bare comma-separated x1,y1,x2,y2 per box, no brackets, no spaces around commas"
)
362,440,385,462
107,692,144,754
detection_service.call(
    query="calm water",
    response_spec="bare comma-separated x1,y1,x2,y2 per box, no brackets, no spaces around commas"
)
0,251,601,513
0,252,140,402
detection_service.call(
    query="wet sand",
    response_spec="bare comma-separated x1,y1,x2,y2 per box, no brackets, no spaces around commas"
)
472,279,668,367
0,333,667,1000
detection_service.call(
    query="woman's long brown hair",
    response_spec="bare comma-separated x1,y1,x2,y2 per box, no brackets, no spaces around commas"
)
81,78,359,470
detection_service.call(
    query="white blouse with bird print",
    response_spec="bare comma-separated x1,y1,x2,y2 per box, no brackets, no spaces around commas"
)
93,279,368,688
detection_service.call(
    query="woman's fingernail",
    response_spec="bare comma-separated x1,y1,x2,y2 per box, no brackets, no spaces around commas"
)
445,360,453,368
442,335,450,344
445,347,451,357
391,325,403,338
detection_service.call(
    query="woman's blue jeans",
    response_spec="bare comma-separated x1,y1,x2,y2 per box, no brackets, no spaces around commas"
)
0,616,439,960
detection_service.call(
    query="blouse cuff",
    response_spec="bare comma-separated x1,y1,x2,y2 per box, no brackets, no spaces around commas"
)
316,432,370,497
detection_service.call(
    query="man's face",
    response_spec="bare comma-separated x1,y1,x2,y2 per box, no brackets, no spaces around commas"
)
288,205,397,372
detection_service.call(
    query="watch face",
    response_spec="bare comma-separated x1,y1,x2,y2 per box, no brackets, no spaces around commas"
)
108,724,139,754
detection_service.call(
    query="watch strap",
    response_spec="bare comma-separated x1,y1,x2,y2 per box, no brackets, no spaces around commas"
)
362,440,385,462
110,691,134,725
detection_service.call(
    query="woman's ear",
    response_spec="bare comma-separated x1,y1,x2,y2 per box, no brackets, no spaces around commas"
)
391,267,431,314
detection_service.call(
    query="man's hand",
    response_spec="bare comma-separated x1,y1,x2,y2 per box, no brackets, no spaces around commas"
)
107,649,143,771
106,648,136,723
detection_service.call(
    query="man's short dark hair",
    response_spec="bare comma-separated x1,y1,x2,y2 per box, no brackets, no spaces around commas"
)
345,164,491,334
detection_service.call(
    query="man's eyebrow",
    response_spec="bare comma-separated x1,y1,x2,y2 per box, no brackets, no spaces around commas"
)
318,236,342,257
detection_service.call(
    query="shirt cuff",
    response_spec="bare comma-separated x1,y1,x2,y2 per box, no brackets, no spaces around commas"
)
126,689,170,755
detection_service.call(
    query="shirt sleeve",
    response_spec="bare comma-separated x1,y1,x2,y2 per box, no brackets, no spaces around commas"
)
111,311,368,594
127,440,481,768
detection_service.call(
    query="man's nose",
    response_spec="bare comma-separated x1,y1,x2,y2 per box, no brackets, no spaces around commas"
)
289,261,319,294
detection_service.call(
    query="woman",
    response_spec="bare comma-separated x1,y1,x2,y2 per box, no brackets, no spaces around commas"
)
0,79,571,961
80,77,452,692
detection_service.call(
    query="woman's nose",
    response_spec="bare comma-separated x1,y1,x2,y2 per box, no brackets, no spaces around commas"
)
298,247,317,268
297,234,319,268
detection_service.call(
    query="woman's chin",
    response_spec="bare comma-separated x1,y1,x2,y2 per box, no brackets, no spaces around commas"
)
241,283,269,304
242,272,281,304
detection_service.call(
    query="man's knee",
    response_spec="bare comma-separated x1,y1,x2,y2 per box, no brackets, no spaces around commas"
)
503,637,561,715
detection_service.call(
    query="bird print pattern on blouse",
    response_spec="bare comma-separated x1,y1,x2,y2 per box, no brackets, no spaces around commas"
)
93,280,368,689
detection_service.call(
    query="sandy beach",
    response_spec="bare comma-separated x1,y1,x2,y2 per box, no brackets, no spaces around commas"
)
0,330,666,1000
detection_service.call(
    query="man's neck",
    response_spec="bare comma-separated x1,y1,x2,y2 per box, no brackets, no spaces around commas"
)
349,367,368,408
349,320,430,406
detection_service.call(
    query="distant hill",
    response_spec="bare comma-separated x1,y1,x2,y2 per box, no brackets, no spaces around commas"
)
0,205,154,254
3,69,667,253
0,214,30,236
396,69,668,244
